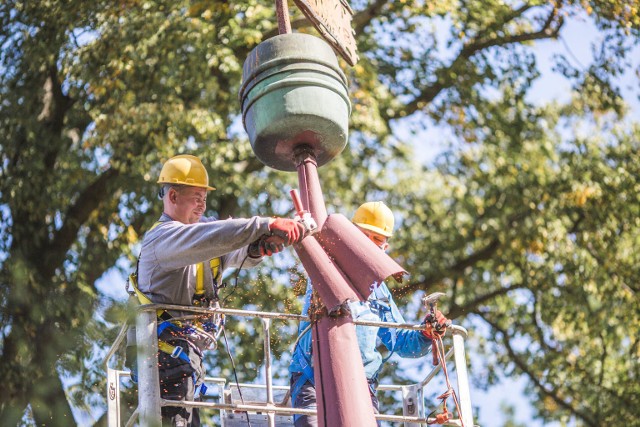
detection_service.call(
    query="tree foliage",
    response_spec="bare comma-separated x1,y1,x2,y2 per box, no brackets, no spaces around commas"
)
0,0,638,425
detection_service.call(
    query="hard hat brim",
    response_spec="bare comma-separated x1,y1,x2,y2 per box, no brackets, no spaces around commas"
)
353,222,392,237
157,180,216,191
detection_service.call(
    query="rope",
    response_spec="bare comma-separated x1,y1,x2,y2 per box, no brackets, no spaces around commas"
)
428,334,465,427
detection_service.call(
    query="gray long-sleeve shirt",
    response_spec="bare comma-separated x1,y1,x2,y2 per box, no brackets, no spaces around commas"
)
137,212,271,309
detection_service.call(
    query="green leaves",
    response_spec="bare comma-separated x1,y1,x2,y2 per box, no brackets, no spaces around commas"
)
1,0,639,425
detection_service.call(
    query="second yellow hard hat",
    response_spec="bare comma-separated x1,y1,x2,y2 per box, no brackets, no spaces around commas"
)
352,201,394,237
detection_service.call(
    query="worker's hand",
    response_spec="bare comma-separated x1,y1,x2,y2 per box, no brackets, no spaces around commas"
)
248,236,285,258
421,310,450,339
269,218,307,245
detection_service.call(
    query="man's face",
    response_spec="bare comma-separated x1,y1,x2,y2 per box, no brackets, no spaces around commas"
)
169,186,207,224
358,227,389,251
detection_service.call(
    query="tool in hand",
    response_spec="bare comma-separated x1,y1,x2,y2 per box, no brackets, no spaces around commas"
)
290,189,318,234
422,292,450,365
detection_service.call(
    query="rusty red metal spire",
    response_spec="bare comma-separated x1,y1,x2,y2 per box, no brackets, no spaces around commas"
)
239,29,405,426
292,147,407,426
275,0,292,34
293,148,377,426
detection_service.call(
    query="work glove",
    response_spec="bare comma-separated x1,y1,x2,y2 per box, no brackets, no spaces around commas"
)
248,235,285,258
269,218,307,246
421,309,450,339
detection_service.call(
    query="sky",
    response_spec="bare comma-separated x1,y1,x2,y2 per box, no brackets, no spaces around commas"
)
405,16,640,167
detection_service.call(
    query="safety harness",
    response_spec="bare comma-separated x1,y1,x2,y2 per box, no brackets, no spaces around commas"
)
126,221,224,391
290,323,315,403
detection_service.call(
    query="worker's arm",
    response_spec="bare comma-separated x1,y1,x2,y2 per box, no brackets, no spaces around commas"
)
380,326,432,358
144,214,271,270
376,284,433,358
223,244,261,269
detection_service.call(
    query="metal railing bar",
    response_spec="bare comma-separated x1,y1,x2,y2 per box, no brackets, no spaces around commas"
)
161,399,316,415
124,408,138,427
134,304,469,336
162,399,464,425
103,323,129,369
137,304,308,321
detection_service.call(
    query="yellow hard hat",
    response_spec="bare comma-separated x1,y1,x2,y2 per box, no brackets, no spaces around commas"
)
352,201,394,237
157,154,215,190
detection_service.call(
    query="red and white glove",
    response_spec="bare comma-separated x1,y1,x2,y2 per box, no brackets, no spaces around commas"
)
421,310,450,339
248,236,285,258
269,218,307,246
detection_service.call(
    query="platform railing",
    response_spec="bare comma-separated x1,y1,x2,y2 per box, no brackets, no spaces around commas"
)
104,304,475,427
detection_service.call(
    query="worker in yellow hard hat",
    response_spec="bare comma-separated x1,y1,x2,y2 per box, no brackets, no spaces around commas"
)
126,154,308,426
289,201,449,427
351,201,395,247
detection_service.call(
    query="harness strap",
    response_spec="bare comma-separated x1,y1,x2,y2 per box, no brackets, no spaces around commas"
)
158,340,191,364
128,272,170,319
195,257,221,297
291,327,315,402
291,360,316,423
157,319,182,336
158,340,207,395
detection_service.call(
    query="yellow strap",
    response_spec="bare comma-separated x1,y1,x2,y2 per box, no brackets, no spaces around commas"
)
195,257,221,296
210,257,220,282
129,273,167,318
196,262,205,295
158,340,173,355
158,340,186,358
129,273,152,305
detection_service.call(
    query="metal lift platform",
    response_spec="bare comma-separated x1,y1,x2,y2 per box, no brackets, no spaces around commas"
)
104,304,476,426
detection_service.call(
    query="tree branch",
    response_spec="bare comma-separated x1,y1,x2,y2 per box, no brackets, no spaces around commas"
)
396,237,501,297
43,168,120,278
0,326,29,425
447,282,525,319
352,0,390,36
531,291,560,354
401,6,564,118
481,316,599,427
30,354,75,423
39,65,75,171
